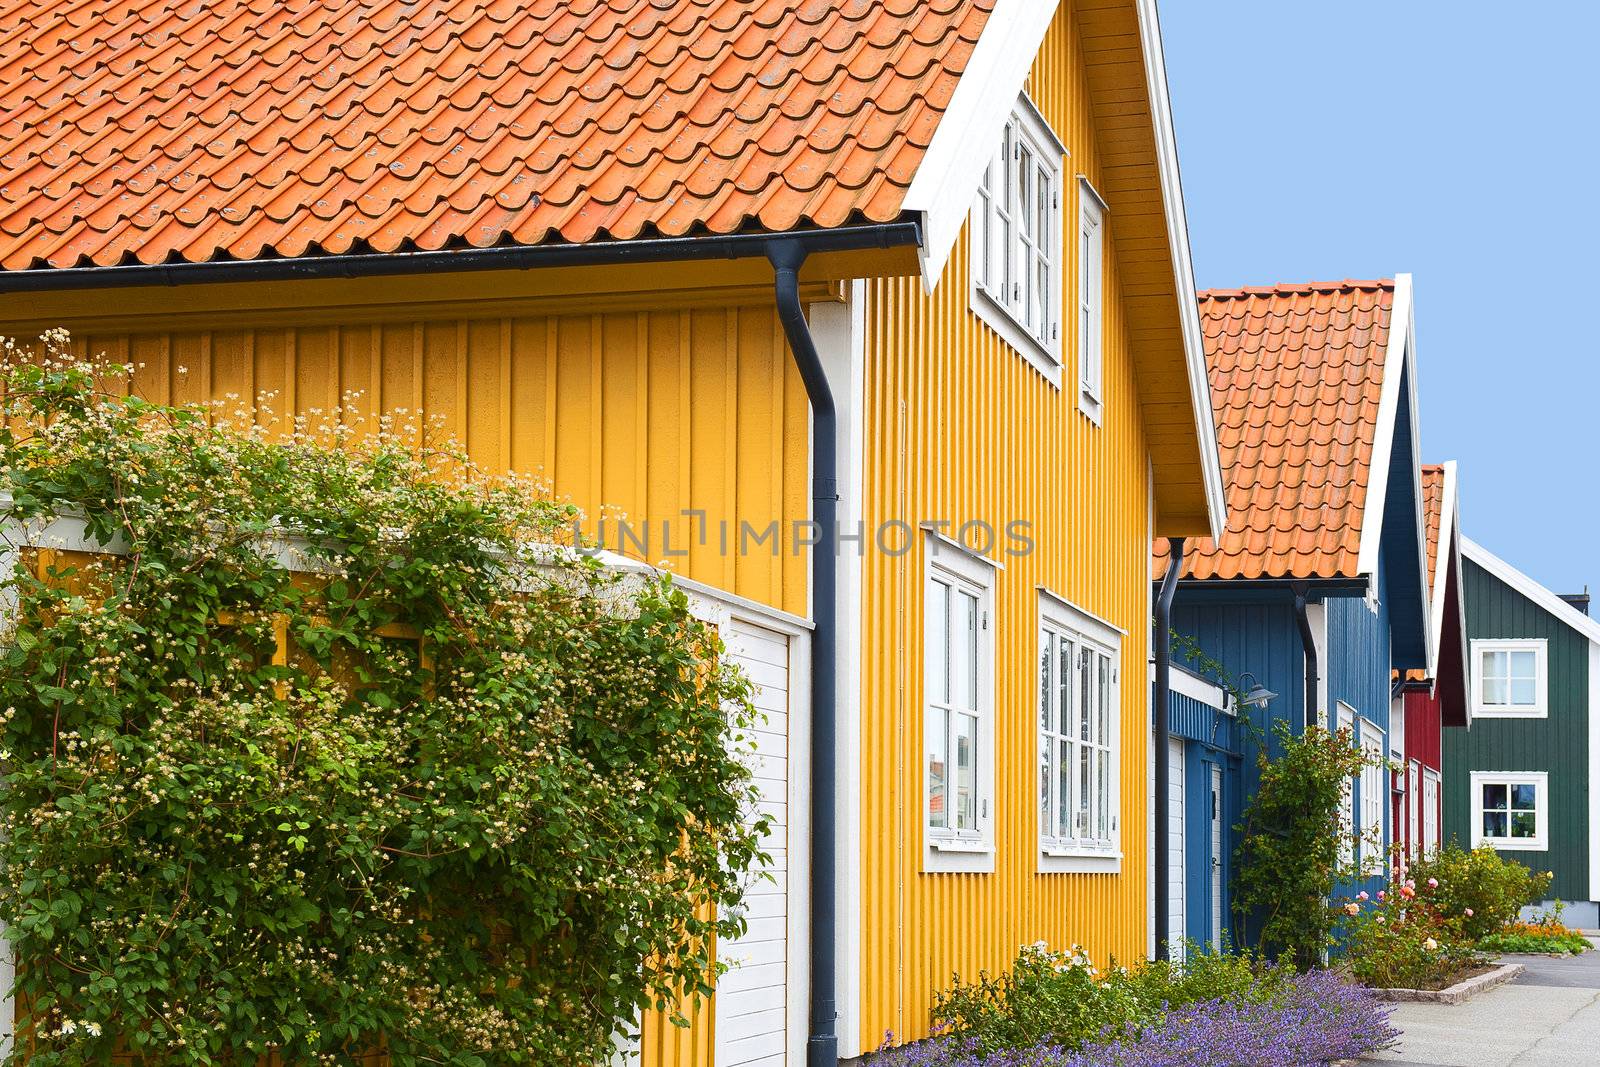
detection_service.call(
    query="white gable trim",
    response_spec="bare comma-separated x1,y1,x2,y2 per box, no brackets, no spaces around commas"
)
1356,274,1428,663
902,0,1059,291
1357,274,1417,577
1462,536,1600,647
1133,0,1225,540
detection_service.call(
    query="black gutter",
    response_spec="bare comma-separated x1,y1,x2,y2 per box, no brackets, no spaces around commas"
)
0,221,922,294
1291,581,1319,731
1153,537,1186,963
766,238,842,1067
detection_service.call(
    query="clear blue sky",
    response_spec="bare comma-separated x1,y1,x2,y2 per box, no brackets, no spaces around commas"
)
1161,1,1600,598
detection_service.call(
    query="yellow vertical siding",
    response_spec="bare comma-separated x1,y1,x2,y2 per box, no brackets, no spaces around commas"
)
69,304,810,621
857,5,1156,1047
31,292,813,1067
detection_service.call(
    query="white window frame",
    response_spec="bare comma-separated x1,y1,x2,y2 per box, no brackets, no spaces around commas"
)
1035,590,1124,873
1407,759,1422,861
923,533,997,873
1422,767,1441,856
1358,718,1385,872
1471,771,1549,851
1335,704,1356,865
1076,177,1107,422
1471,638,1548,718
969,93,1066,383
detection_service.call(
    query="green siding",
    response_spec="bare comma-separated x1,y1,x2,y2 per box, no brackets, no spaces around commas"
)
1443,559,1591,900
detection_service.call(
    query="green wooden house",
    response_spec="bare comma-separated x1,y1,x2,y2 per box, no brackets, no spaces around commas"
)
1444,538,1600,925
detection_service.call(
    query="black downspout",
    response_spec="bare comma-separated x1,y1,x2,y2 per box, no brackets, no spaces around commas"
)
1153,537,1185,963
1292,581,1319,730
767,240,839,1067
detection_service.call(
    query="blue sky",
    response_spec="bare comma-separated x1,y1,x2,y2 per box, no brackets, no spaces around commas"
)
1160,2,1600,597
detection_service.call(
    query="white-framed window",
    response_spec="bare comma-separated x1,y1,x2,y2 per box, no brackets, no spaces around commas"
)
1036,591,1123,872
924,534,996,872
1471,771,1548,851
1359,718,1385,871
1408,760,1421,861
970,94,1066,380
1422,768,1441,856
1076,177,1106,420
1336,703,1356,866
1472,638,1547,718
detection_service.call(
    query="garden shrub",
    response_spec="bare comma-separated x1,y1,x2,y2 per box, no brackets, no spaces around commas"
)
1408,842,1552,941
875,954,1396,1066
1233,720,1372,967
1479,927,1591,955
928,944,1157,1057
0,332,768,1065
1338,879,1481,989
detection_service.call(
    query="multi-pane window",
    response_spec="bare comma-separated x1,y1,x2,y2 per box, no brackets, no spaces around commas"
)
1473,639,1546,717
1472,772,1547,850
970,95,1063,373
1359,720,1385,870
924,541,994,870
1037,595,1120,864
1077,179,1105,414
1422,769,1441,855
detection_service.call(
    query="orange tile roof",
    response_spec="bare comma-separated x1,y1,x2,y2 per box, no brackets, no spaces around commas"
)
0,0,994,271
1155,279,1396,581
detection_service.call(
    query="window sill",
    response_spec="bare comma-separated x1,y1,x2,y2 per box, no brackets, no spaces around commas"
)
925,836,996,874
1471,707,1548,719
1039,848,1121,875
970,286,1062,387
1077,387,1103,426
1477,839,1547,852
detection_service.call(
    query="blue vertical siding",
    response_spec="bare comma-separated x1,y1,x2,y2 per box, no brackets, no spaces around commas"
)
1326,575,1393,902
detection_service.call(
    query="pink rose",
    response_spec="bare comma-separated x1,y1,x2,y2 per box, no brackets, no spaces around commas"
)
1377,890,1387,901
1427,877,1439,889
1375,915,1386,924
1465,908,1474,917
1357,891,1369,901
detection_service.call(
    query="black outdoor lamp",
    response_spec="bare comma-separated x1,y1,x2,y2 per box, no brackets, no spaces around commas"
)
1236,672,1278,710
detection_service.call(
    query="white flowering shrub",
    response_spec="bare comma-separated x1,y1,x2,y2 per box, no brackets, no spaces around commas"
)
0,332,766,1065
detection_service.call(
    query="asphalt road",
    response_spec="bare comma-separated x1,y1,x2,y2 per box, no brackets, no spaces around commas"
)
1367,941,1600,1067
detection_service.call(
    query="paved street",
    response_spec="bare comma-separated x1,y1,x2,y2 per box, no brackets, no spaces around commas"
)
1368,943,1600,1066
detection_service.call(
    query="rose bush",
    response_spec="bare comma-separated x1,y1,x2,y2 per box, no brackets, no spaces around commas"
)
1407,842,1551,941
1338,878,1481,989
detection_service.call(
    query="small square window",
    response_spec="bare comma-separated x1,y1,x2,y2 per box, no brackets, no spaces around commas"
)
1472,639,1547,717
1471,771,1548,851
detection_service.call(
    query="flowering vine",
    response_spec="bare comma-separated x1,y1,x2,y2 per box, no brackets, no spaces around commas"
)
0,332,766,1064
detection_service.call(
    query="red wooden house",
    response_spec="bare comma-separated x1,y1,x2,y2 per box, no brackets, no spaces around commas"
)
1393,462,1469,871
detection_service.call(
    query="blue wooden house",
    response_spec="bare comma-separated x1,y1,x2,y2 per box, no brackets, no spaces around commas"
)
1154,277,1432,953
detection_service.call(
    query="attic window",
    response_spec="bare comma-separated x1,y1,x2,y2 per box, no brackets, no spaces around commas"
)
970,94,1065,380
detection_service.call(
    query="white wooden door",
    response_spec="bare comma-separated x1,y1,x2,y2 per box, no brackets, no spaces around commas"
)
715,618,794,1067
1167,738,1186,958
1209,764,1223,947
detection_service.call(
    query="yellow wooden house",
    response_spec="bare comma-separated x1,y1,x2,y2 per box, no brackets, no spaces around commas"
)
0,0,1225,1062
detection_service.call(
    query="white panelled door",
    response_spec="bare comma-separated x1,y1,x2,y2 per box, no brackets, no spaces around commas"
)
1167,738,1186,958
716,617,797,1067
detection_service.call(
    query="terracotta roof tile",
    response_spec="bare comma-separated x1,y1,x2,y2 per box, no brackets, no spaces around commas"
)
1156,279,1396,582
0,0,995,271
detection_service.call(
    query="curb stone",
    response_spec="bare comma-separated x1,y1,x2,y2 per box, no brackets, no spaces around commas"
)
1373,962,1524,1004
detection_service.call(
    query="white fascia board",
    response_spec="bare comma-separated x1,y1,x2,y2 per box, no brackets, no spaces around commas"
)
1590,641,1600,899
1133,0,1226,541
902,0,1060,292
1357,275,1428,655
1462,536,1600,647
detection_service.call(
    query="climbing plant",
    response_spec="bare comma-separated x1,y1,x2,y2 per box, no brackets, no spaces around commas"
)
0,330,767,1065
1232,719,1370,968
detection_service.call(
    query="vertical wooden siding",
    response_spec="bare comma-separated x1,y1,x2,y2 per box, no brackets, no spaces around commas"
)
856,7,1157,1046
71,307,810,620
1444,559,1591,901
56,296,811,1067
